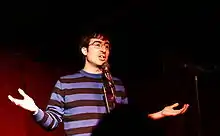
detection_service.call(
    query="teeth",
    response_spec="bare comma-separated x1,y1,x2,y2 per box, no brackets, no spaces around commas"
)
99,55,105,58
99,55,105,60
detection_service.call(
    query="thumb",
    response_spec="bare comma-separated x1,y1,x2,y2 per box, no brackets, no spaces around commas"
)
8,95,15,102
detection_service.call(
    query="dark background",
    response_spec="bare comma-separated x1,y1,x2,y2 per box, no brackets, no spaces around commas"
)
1,0,220,136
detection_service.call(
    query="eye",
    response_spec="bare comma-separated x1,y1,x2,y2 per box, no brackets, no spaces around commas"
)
93,43,102,47
105,44,110,49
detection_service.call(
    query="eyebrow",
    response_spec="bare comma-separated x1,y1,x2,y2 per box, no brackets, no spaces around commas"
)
90,41,110,45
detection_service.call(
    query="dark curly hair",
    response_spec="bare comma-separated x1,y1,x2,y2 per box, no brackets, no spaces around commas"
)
79,31,110,50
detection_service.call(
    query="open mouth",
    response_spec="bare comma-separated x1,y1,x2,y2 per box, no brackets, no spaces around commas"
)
98,55,106,61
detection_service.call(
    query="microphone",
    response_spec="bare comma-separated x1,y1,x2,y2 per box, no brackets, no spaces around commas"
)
101,62,113,83
101,62,110,71
183,63,205,72
183,63,218,73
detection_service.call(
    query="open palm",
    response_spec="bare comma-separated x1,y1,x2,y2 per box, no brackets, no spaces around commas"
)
8,88,38,112
161,103,189,117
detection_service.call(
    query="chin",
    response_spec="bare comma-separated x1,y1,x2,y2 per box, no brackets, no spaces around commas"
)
95,62,105,67
96,63,104,67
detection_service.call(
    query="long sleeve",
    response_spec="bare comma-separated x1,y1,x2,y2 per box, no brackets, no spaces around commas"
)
33,80,64,131
120,86,128,104
113,78,128,105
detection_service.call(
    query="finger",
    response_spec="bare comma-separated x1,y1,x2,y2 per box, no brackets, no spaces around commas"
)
170,103,179,108
8,95,22,106
18,88,29,98
180,104,189,114
8,95,15,102
178,104,187,114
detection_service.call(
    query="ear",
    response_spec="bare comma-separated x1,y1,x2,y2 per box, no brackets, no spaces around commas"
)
81,47,88,56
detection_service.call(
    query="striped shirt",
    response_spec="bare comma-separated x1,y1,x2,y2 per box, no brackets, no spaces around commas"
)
33,69,128,136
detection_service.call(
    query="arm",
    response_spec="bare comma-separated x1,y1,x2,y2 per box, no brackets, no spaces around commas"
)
8,80,65,131
113,78,128,104
33,80,64,130
118,83,128,104
112,78,189,120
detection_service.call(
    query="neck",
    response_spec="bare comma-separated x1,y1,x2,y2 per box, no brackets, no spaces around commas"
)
83,61,103,74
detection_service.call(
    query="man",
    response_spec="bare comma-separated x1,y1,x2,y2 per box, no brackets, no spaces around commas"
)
8,32,189,136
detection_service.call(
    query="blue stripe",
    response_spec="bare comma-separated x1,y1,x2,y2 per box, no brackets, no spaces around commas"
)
34,109,44,122
74,133,91,136
62,82,102,89
64,119,99,130
55,80,62,89
46,105,64,115
65,94,124,103
79,70,102,79
62,82,125,90
65,94,103,102
116,85,125,91
44,113,53,127
65,106,106,115
51,92,64,102
115,97,122,103
112,77,120,81
47,112,59,129
121,97,128,104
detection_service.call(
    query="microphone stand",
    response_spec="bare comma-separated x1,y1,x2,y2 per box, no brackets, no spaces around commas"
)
102,85,111,114
184,63,216,136
194,75,202,136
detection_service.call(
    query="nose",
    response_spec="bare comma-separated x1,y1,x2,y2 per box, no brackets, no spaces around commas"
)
100,45,107,52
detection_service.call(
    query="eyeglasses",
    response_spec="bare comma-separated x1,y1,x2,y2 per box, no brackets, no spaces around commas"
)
89,41,110,50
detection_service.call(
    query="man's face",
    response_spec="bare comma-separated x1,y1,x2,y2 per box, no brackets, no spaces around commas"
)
83,37,110,67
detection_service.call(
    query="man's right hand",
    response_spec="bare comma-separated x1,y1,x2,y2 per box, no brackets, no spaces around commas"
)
8,88,39,113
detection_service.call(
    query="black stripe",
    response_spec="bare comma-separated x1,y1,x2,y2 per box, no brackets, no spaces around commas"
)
65,100,105,109
38,112,49,125
47,108,63,118
47,112,56,130
65,126,95,135
63,88,102,95
63,113,104,122
48,99,64,108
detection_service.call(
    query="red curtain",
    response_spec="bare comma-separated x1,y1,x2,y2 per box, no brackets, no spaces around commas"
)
1,51,65,136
